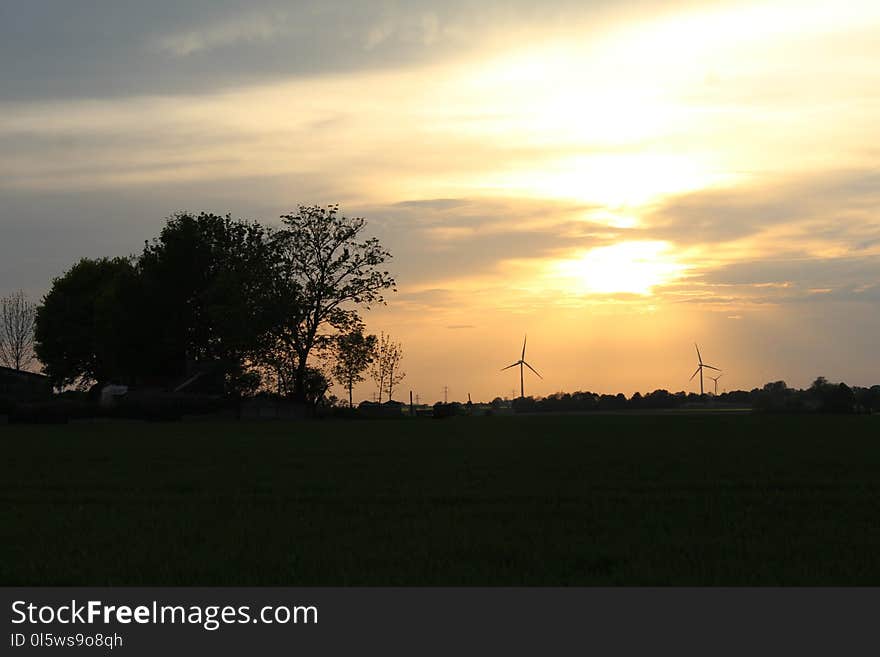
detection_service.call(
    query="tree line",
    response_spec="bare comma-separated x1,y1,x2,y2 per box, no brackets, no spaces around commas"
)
507,378,880,414
12,205,403,407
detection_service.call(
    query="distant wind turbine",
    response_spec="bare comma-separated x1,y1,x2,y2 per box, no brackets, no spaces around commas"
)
501,334,542,399
708,373,723,396
690,343,720,396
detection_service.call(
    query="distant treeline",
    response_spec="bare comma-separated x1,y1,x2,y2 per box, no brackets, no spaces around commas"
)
503,378,880,414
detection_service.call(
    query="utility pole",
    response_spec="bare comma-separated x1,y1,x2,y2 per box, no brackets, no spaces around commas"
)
409,390,414,417
443,386,449,404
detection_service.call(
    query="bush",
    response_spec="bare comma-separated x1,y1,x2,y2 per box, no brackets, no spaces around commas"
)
107,393,232,421
433,402,465,419
7,399,91,424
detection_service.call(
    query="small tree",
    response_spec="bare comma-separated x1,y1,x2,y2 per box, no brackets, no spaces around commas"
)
385,339,405,402
0,290,37,372
370,332,405,402
332,328,377,408
369,332,390,403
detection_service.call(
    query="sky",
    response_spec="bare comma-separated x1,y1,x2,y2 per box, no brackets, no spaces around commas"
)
2,0,879,402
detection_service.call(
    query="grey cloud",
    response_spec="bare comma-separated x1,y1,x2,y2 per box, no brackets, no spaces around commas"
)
1,1,455,102
0,173,340,297
660,255,880,307
646,169,880,246
391,288,458,310
0,0,701,103
391,199,469,211
642,168,880,307
1,183,607,303
358,197,609,286
0,1,572,103
701,256,880,288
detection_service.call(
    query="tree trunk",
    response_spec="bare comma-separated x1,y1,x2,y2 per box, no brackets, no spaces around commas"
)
292,357,308,403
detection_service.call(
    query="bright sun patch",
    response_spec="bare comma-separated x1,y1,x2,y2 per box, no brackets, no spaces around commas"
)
553,241,687,296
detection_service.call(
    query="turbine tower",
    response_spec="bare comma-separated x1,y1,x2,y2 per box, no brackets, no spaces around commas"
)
690,343,720,396
708,373,723,396
501,334,542,399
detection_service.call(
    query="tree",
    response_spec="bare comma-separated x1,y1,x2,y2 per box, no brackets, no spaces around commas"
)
35,213,290,395
810,377,856,413
370,332,405,402
369,332,390,403
272,205,395,402
384,338,405,401
0,290,37,371
302,366,332,408
138,212,289,394
35,258,142,388
331,328,377,408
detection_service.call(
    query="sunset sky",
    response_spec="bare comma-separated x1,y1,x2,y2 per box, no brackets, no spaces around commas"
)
2,0,879,402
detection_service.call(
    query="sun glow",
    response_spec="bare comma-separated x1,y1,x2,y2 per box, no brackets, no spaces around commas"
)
477,153,727,207
553,241,687,296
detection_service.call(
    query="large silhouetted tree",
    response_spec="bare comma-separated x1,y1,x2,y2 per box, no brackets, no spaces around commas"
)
35,258,142,388
272,205,395,402
139,212,289,394
35,214,292,394
0,290,37,372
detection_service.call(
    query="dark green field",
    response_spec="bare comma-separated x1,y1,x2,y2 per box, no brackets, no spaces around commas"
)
2,413,880,585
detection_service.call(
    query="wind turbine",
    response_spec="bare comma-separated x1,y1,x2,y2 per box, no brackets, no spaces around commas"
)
690,343,720,396
708,373,723,396
501,334,542,399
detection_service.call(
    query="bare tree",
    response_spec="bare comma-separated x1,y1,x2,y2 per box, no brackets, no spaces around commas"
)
369,332,390,403
0,290,37,371
385,339,405,402
370,332,406,402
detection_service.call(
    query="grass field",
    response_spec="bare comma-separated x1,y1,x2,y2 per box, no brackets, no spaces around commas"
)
2,413,880,585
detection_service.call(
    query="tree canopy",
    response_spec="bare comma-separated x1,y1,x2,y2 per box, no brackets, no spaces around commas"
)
35,257,142,388
138,212,289,393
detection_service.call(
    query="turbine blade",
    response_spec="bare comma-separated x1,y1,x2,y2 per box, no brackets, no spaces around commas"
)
689,366,701,381
501,362,520,371
522,334,527,360
523,361,543,379
695,343,702,364
703,364,721,371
